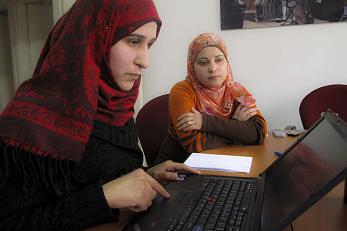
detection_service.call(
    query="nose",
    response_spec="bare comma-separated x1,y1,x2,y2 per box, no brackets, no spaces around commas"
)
208,61,217,73
134,47,150,69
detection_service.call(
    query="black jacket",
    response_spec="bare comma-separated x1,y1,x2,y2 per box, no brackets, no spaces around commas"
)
0,119,143,231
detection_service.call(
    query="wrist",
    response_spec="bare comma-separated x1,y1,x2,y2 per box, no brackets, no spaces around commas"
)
102,184,113,208
102,183,121,209
146,167,154,177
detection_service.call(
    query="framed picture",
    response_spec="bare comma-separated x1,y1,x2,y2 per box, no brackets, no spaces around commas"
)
220,0,347,30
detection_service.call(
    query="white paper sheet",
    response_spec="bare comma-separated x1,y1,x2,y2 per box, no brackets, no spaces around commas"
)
184,153,252,173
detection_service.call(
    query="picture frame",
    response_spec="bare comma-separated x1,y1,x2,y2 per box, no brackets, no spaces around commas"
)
220,0,347,30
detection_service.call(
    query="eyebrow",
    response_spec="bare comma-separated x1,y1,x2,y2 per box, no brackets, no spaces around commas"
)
196,55,224,60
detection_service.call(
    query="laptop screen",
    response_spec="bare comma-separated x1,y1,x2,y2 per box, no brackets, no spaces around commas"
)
261,114,347,231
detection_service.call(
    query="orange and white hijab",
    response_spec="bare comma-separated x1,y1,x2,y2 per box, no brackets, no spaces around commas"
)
186,33,256,118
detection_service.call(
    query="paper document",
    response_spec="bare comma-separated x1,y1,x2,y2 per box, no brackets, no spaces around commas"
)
184,153,252,173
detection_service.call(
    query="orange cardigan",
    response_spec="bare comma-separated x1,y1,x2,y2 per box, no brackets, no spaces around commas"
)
167,80,267,154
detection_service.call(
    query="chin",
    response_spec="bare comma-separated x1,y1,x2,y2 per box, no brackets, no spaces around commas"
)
204,80,222,88
120,82,136,91
215,82,224,88
121,86,134,92
207,83,223,89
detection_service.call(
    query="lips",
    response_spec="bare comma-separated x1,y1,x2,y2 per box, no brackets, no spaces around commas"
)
208,76,220,80
127,73,141,80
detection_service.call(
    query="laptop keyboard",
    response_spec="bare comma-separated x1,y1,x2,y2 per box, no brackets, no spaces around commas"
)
166,177,257,231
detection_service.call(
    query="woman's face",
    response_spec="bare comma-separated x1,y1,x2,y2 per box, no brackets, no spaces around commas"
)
193,46,228,89
109,22,157,91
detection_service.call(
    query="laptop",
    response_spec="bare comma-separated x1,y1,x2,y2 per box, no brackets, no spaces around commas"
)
125,111,347,231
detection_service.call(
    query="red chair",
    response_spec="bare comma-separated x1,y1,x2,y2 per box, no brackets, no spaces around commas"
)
299,84,347,129
136,94,169,167
299,84,347,204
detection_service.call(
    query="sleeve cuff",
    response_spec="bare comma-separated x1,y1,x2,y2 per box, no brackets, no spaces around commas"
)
67,182,119,230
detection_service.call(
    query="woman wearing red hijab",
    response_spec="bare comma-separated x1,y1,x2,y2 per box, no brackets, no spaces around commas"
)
156,33,267,164
0,0,198,230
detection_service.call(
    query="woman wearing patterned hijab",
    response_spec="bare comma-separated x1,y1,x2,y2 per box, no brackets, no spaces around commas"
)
156,33,267,164
0,0,198,230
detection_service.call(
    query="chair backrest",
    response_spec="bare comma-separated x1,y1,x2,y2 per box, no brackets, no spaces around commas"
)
299,84,347,129
136,94,169,167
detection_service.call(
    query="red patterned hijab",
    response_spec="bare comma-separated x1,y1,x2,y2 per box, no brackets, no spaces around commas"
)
186,33,255,117
0,0,161,160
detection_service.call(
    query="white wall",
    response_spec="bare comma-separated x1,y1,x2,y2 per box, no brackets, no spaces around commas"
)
7,0,53,88
27,3,54,72
0,0,53,111
0,11,13,110
52,0,74,23
142,0,347,130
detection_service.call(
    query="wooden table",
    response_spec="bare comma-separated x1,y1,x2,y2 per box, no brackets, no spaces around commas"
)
86,134,347,231
202,133,298,178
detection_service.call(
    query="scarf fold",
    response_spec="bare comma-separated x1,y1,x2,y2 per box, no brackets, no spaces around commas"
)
0,0,161,160
186,33,255,118
95,61,140,126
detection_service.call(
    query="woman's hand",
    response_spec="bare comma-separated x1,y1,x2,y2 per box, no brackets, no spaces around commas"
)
102,169,170,212
232,104,258,121
176,107,203,132
147,160,200,183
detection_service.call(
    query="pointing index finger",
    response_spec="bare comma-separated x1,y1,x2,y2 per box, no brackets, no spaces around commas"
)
145,174,170,198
